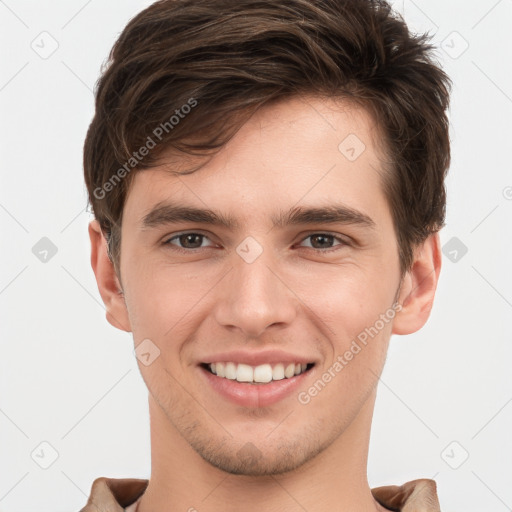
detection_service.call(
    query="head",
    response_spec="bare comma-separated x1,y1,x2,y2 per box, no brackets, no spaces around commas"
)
85,0,450,476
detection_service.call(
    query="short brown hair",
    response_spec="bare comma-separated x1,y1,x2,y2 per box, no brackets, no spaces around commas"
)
83,0,451,277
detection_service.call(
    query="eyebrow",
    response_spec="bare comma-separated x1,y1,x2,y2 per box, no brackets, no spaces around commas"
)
140,202,376,231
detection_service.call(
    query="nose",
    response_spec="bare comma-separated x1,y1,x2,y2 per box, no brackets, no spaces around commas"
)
213,246,297,338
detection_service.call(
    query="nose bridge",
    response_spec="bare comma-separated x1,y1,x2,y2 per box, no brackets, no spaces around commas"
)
214,239,296,337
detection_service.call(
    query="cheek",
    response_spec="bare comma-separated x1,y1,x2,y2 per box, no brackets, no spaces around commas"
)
122,259,185,324
122,264,214,367
289,262,397,332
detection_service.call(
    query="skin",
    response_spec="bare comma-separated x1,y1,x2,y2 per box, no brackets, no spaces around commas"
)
89,95,441,512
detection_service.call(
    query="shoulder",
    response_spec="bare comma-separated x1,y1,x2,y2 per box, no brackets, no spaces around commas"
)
371,479,440,511
79,476,149,511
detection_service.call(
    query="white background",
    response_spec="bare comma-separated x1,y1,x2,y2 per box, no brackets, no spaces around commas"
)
1,1,511,510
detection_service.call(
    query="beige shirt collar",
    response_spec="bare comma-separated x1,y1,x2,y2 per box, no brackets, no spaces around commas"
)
79,476,440,511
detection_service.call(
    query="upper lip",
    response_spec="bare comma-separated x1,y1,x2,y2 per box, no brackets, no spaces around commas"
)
199,349,317,367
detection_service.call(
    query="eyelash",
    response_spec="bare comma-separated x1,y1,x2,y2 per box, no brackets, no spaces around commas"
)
163,231,349,255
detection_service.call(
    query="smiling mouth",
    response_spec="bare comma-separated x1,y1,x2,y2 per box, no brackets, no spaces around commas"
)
200,362,315,384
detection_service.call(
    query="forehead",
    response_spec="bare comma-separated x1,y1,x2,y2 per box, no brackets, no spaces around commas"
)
122,95,390,227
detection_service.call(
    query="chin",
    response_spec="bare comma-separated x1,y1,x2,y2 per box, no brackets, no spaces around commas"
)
200,449,307,476
189,431,327,477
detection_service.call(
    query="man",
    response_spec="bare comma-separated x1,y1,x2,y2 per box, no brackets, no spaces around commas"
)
81,0,450,510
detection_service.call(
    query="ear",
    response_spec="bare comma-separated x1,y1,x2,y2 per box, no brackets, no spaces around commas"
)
392,233,442,335
88,219,132,332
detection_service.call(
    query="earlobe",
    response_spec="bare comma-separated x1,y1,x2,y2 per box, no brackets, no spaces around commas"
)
392,233,442,336
88,219,132,333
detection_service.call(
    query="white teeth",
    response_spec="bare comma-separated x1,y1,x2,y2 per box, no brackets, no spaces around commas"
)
272,363,285,380
236,363,253,382
205,361,311,383
225,362,237,380
284,363,295,378
215,362,225,377
253,364,273,383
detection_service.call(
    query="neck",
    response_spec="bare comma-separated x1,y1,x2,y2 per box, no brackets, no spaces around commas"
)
137,391,387,512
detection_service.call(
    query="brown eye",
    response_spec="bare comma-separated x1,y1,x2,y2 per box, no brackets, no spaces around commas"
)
177,233,204,249
164,232,215,251
299,233,346,252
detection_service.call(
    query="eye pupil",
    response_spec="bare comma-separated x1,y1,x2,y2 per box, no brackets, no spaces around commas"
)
181,234,202,248
311,234,333,249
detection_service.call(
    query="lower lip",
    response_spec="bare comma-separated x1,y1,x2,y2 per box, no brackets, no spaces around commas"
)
199,365,314,408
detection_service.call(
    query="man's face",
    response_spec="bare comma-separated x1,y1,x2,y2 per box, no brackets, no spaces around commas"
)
117,96,403,475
